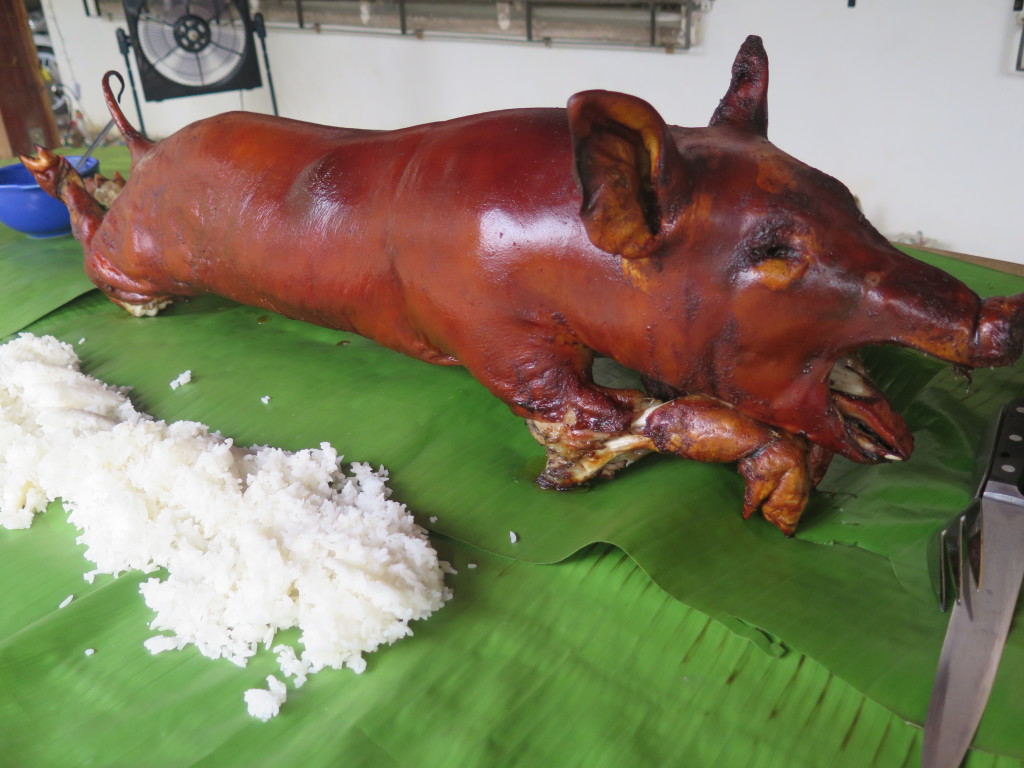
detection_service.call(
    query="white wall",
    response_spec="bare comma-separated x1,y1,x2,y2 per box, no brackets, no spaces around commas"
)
41,0,1024,264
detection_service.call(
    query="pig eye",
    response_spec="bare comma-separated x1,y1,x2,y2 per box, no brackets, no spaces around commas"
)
756,245,798,263
746,245,808,290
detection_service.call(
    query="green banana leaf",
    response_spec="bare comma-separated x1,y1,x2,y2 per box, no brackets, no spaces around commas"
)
0,148,127,338
3,146,1024,766
8,520,1007,768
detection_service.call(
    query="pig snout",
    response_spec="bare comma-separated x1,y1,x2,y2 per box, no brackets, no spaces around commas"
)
861,248,1024,374
888,289,1024,372
970,294,1024,368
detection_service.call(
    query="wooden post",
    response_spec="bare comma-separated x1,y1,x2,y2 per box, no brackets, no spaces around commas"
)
0,0,60,157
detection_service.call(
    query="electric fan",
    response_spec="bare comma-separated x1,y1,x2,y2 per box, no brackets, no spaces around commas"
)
122,0,262,101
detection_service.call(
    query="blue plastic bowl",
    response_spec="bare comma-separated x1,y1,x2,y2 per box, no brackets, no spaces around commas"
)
0,155,100,238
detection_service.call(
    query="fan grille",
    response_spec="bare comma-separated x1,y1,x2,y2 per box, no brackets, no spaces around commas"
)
136,0,249,88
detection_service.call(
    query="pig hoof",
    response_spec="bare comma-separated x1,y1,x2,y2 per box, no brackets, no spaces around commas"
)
19,146,66,198
738,436,812,535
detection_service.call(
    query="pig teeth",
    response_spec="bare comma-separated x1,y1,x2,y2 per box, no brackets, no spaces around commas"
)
829,355,906,462
827,355,874,397
851,429,880,455
846,418,900,462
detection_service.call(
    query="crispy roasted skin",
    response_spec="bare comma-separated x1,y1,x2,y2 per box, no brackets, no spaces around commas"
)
22,37,1024,534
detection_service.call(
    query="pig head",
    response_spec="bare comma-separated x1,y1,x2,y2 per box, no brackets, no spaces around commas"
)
528,35,1024,532
20,35,1024,535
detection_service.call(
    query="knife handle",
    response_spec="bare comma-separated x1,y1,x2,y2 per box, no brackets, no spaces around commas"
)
984,397,1024,495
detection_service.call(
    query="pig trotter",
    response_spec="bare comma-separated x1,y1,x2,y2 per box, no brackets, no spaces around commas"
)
737,436,813,536
807,443,835,488
530,393,821,534
640,395,815,534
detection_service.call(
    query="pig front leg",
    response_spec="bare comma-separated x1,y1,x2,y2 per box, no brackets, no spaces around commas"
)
528,394,831,535
640,396,833,534
454,338,827,533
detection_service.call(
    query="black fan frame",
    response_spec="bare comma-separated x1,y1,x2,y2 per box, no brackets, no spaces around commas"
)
123,0,262,102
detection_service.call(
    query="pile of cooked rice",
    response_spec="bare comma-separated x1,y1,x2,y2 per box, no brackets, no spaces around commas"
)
0,333,452,719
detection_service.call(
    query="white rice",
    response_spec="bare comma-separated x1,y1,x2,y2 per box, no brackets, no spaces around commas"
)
244,675,288,721
0,333,452,718
168,369,192,389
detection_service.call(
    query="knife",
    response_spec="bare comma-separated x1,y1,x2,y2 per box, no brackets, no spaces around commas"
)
922,397,1024,768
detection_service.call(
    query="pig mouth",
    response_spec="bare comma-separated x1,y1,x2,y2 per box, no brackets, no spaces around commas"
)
827,354,913,463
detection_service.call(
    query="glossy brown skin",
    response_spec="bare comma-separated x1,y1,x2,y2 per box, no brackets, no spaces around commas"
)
23,36,1024,534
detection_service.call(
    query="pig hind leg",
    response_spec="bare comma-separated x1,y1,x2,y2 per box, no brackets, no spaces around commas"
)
85,251,175,317
22,149,173,317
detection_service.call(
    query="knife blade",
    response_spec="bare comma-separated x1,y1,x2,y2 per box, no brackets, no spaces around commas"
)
922,398,1024,768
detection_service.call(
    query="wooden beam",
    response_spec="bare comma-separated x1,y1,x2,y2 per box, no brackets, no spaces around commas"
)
913,245,1024,278
0,0,60,156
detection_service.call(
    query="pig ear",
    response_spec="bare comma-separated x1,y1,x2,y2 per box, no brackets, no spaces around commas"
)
709,35,769,136
567,90,683,260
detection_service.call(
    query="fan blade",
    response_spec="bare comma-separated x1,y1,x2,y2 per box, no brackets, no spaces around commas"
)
209,38,244,56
